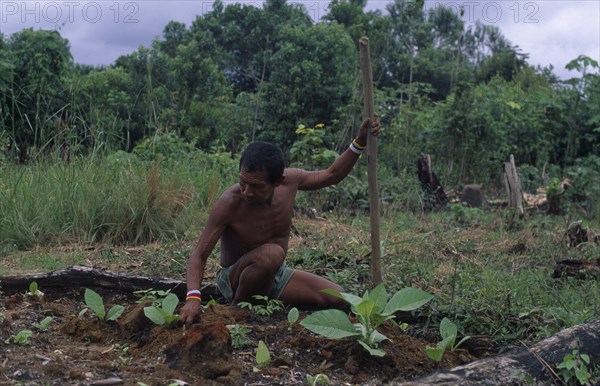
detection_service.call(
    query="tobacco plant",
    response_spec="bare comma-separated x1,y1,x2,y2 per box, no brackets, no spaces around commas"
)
33,316,54,332
80,288,125,321
287,307,299,330
425,317,470,362
300,284,433,356
255,340,271,369
25,281,44,297
7,330,33,345
143,293,180,325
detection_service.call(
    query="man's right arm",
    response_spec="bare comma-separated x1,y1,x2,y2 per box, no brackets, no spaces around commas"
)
179,193,234,326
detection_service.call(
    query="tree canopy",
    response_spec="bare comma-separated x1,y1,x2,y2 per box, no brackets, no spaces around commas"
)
0,0,598,187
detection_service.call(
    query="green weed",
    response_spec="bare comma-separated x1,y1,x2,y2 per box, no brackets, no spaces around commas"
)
238,295,284,317
227,324,253,349
556,348,598,386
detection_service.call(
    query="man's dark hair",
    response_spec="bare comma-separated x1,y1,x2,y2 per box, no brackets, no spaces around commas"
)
239,142,285,183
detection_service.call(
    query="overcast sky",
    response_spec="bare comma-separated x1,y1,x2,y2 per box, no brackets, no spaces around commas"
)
1,0,598,79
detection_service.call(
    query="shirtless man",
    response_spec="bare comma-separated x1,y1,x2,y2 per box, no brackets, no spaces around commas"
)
179,117,380,325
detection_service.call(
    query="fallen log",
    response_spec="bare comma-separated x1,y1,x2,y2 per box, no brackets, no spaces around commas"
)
0,265,220,300
552,259,600,280
398,318,600,385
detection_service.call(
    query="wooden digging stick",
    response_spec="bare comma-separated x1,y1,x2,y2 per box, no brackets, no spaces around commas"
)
359,37,382,286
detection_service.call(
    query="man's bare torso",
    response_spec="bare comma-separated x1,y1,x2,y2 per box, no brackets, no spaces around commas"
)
218,168,302,266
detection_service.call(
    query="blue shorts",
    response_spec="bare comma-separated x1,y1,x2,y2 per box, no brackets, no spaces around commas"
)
215,263,295,302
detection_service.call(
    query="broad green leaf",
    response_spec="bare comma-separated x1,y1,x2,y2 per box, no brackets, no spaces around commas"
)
13,330,33,345
440,318,457,338
425,346,444,362
367,283,388,313
84,288,105,319
383,288,433,315
440,318,458,345
256,340,271,368
357,340,385,357
564,359,577,370
356,299,376,320
162,293,179,315
300,309,359,339
34,316,53,331
437,335,454,351
370,313,395,328
144,306,167,325
580,353,590,364
287,307,299,325
575,367,589,384
368,329,390,346
106,305,125,321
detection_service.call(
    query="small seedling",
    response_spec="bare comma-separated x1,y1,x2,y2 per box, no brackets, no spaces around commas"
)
254,340,271,369
80,288,125,321
300,284,433,357
33,316,54,332
8,330,33,345
287,307,299,330
25,281,44,297
203,298,218,310
238,295,284,317
227,324,253,349
143,293,180,325
307,373,331,386
426,317,470,362
112,343,132,366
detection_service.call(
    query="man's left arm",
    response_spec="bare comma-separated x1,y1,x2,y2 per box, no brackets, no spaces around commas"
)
296,117,380,191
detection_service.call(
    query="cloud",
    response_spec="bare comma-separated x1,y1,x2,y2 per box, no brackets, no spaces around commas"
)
495,1,600,77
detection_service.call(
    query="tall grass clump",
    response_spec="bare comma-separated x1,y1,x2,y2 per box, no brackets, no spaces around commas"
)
0,149,238,250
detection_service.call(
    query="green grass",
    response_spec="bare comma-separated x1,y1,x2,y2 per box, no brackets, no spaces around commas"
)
0,153,237,249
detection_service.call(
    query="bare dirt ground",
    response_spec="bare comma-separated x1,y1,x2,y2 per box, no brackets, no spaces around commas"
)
0,285,481,386
0,217,493,385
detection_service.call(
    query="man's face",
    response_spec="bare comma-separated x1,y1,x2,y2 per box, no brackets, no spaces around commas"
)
239,168,278,204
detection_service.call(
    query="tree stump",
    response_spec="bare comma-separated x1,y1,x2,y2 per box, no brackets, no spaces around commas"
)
460,184,485,208
504,154,524,214
417,154,448,210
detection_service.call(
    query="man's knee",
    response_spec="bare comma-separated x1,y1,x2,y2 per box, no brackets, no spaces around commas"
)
259,243,285,271
324,284,347,309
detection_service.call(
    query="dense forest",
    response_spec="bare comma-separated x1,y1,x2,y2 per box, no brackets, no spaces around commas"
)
1,0,598,194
